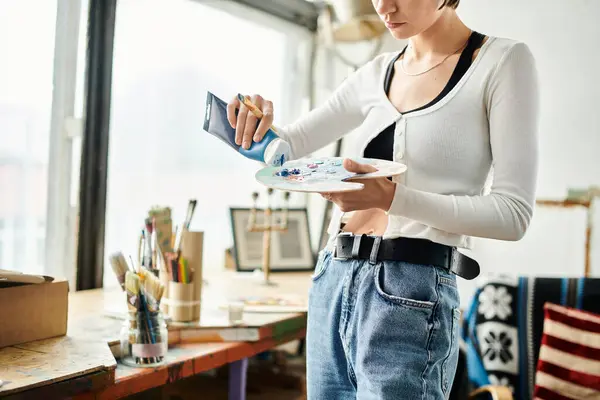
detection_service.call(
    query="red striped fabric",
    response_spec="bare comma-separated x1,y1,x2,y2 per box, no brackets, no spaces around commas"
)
545,307,600,333
542,335,600,364
533,303,600,400
537,360,600,391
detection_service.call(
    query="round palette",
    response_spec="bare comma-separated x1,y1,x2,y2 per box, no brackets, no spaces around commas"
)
255,157,407,193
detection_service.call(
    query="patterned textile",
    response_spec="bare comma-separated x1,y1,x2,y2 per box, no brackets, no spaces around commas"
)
461,276,600,400
533,303,600,399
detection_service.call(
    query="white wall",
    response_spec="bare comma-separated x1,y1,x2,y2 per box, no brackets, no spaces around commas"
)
307,0,600,307
456,0,600,305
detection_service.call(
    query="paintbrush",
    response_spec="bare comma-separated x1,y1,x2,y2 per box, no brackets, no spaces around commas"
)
139,267,165,312
138,230,145,270
109,252,130,291
144,218,153,269
150,217,160,275
171,199,198,282
137,291,156,364
171,225,178,250
128,255,136,272
173,199,197,253
169,253,179,282
124,271,143,363
125,271,140,312
237,94,280,133
184,199,197,230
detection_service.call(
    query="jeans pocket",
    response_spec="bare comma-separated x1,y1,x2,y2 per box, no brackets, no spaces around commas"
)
442,307,461,394
373,262,437,310
311,250,332,282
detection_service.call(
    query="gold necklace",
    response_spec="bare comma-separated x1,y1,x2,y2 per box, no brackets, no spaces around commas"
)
400,35,471,77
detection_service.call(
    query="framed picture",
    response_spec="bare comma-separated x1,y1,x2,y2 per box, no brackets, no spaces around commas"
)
229,207,315,272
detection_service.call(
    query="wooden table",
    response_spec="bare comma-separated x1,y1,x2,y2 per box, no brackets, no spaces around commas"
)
0,270,312,399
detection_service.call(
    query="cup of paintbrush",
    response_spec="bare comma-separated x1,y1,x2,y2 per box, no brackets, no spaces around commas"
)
123,269,167,365
164,251,196,322
126,270,156,365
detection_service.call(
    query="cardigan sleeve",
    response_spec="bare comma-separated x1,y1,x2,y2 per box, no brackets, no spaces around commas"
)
387,42,540,241
277,61,371,160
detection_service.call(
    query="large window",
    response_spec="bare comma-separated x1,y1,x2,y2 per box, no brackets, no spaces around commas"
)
103,0,312,287
0,0,87,285
0,1,58,275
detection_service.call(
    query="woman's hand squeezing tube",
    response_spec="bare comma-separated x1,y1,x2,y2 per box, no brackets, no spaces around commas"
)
226,94,274,150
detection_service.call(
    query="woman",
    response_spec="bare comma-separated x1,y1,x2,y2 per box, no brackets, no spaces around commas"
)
227,0,539,398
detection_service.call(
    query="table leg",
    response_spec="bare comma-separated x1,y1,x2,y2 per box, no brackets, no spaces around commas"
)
229,358,249,400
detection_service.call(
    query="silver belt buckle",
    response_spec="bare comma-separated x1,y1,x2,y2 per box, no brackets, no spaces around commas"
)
333,232,352,260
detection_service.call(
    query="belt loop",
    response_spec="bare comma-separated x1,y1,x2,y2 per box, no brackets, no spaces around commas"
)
369,236,382,265
351,234,364,258
449,247,458,273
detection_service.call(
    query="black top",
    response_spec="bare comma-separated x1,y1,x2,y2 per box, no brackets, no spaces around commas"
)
363,31,486,161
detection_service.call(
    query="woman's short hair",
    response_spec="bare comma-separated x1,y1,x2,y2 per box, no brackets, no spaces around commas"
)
440,0,460,9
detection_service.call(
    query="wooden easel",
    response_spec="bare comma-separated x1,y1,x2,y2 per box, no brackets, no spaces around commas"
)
536,188,597,277
247,189,291,285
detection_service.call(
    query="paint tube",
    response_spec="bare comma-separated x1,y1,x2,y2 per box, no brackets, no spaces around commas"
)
203,91,290,166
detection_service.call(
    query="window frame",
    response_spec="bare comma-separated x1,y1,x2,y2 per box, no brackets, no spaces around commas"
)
45,0,85,287
218,0,319,32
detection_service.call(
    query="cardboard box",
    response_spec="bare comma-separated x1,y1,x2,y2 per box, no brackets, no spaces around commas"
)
0,276,69,348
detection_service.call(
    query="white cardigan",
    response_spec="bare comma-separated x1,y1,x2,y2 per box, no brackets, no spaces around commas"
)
278,36,540,250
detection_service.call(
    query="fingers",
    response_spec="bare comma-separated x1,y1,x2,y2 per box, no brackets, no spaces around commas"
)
227,96,240,130
343,158,378,174
241,94,262,149
320,193,333,201
235,98,249,148
254,99,274,142
231,95,246,146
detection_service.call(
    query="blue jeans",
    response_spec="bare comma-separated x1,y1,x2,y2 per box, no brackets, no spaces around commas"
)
306,249,461,399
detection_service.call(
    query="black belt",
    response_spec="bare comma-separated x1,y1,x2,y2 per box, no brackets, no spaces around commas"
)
334,234,480,280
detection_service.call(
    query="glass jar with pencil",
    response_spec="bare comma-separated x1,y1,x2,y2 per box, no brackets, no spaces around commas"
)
109,253,168,367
